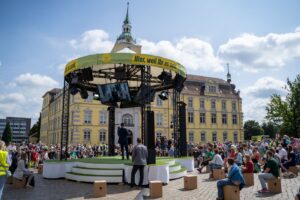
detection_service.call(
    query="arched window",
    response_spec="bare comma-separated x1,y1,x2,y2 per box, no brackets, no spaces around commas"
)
122,114,133,126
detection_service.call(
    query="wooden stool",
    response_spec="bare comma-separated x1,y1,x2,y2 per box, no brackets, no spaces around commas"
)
93,180,107,197
184,175,197,190
223,185,240,200
243,173,254,186
38,164,43,174
289,166,298,175
213,169,226,180
149,180,162,198
13,177,26,189
267,178,282,193
6,176,13,184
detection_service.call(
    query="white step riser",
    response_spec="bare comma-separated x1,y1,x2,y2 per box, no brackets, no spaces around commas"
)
169,165,181,173
65,173,122,183
167,160,176,165
169,170,187,180
77,162,124,169
72,168,123,176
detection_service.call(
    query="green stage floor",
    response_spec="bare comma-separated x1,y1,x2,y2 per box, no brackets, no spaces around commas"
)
45,156,182,166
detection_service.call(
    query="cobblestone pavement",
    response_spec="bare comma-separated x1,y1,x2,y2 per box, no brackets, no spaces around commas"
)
3,170,300,200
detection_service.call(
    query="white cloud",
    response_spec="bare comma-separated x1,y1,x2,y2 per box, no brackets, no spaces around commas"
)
242,77,288,122
243,76,287,98
0,73,59,120
219,30,300,73
140,37,224,72
295,27,300,32
69,29,114,53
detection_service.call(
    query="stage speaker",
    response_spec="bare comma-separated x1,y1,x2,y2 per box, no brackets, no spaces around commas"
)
173,74,186,92
144,110,156,164
108,106,115,156
178,101,187,157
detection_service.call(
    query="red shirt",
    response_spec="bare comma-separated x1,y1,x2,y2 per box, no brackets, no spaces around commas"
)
244,160,254,173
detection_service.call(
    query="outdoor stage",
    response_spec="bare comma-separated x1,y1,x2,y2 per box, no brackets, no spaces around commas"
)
43,157,194,185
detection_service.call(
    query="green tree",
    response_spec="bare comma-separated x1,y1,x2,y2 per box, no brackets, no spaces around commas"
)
266,75,300,137
261,121,278,139
29,114,41,142
2,122,12,144
244,120,264,140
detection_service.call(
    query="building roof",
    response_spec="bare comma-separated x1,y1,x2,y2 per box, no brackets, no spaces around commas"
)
42,88,62,98
186,74,229,85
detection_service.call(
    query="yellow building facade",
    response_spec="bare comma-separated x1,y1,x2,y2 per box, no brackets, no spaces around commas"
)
39,6,243,145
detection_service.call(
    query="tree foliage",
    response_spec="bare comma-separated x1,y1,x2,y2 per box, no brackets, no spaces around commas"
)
244,120,264,140
29,114,41,141
261,121,278,139
2,122,12,144
266,75,300,137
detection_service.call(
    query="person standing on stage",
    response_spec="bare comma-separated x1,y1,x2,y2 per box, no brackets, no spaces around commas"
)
118,123,129,160
131,138,148,188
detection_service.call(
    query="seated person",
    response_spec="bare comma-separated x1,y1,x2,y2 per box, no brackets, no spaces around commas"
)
258,151,279,193
208,149,224,179
13,152,34,187
281,145,296,173
216,158,245,200
241,154,254,173
197,147,214,173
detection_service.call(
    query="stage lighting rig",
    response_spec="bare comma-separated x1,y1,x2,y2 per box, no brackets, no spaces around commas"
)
158,71,172,85
158,91,168,100
80,87,89,99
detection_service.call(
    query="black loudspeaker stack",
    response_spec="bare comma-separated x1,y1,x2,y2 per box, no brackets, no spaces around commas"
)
144,110,156,164
178,101,187,157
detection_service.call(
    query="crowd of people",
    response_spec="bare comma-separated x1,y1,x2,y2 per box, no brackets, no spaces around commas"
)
0,131,300,200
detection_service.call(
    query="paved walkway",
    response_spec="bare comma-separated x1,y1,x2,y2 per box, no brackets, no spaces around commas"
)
3,171,300,200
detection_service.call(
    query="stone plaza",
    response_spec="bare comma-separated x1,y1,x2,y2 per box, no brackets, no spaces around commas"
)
3,170,300,200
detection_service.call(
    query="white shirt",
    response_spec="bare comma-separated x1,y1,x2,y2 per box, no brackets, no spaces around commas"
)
278,148,288,160
211,154,224,166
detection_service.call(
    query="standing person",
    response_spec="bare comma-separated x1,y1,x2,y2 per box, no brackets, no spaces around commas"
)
257,151,280,193
118,123,129,160
130,138,148,188
0,140,11,199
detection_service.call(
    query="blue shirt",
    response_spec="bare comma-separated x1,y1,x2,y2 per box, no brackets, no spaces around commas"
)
228,163,245,189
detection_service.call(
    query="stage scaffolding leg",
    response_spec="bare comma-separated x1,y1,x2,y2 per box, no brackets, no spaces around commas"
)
108,106,115,156
60,79,70,160
173,89,180,158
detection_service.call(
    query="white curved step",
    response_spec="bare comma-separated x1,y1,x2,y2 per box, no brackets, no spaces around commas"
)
169,169,187,180
77,162,124,169
169,164,181,173
65,172,122,183
72,167,123,176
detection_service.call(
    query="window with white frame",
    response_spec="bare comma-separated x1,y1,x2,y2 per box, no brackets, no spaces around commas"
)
209,85,217,93
234,132,238,143
122,114,133,126
201,131,206,142
156,96,162,107
156,113,163,126
200,99,205,109
99,130,106,143
222,100,226,110
84,110,92,124
188,97,193,108
211,99,216,109
222,114,227,124
200,112,205,123
212,132,217,142
99,111,107,124
223,132,227,141
84,91,94,103
156,132,162,139
211,113,217,124
232,101,237,112
189,131,194,142
83,129,91,141
188,111,194,123
232,114,238,124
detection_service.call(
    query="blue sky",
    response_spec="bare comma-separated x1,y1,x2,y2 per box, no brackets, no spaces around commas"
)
0,0,300,123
